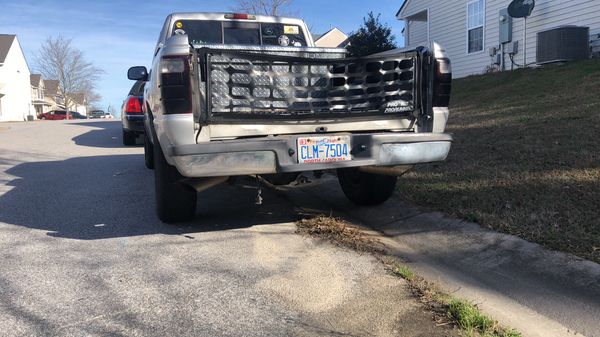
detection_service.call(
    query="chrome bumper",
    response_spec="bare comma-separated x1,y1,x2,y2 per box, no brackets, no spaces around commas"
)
168,133,452,177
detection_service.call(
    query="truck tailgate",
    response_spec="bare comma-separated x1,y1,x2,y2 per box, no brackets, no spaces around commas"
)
195,47,422,124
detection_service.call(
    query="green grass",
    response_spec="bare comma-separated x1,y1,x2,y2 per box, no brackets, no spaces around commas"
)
392,264,416,280
399,59,600,263
390,263,521,337
448,299,495,333
448,300,523,337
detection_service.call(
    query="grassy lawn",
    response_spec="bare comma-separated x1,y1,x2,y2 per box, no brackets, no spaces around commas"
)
398,59,600,263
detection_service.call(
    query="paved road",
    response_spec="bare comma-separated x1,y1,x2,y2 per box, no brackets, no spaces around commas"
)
0,120,456,337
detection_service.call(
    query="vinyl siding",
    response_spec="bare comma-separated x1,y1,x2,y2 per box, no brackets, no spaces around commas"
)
400,0,600,78
408,20,428,46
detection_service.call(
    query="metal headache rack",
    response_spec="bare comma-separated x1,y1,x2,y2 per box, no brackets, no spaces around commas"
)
197,48,419,122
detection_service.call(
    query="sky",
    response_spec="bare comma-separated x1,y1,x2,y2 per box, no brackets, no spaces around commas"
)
0,0,406,114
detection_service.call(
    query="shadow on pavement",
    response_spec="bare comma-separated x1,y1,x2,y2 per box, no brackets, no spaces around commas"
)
70,120,142,148
0,154,298,240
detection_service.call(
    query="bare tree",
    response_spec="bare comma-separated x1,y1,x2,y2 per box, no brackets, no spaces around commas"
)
80,81,102,108
231,0,294,16
35,36,103,115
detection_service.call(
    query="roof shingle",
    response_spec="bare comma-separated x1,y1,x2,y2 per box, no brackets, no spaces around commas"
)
30,74,42,87
0,34,16,63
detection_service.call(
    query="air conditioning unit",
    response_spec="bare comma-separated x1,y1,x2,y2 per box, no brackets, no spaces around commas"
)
537,26,590,64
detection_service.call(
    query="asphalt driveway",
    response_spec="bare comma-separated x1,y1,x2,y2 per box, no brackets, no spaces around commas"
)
0,120,455,337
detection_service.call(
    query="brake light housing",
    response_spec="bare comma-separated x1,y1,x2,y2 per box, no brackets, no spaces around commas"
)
432,43,452,107
160,55,193,115
224,13,256,20
124,96,143,114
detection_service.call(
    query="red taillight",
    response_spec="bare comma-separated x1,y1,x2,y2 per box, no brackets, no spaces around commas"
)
125,96,143,114
225,13,256,20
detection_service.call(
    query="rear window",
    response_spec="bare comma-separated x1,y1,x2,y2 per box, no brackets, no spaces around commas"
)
172,20,307,47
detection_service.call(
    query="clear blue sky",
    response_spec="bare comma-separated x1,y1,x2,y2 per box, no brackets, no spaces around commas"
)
1,0,405,113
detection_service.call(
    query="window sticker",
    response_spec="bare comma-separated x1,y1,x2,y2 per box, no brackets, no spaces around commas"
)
175,21,183,29
283,25,299,35
278,35,290,46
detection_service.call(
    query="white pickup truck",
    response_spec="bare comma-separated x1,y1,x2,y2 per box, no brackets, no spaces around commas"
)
128,12,453,223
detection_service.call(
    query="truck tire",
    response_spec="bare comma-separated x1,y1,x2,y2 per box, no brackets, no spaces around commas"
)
153,140,197,223
144,133,154,170
337,168,397,206
122,129,136,146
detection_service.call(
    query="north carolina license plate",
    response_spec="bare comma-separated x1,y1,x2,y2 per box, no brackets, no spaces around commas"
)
297,136,352,164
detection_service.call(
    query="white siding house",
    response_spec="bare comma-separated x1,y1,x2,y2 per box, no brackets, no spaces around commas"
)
397,0,600,78
0,34,33,121
313,28,350,48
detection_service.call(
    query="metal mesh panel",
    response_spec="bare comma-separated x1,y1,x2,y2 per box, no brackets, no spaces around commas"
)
204,50,417,120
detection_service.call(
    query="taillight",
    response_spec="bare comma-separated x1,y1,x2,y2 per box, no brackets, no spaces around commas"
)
433,57,452,107
160,55,192,115
125,96,143,114
224,13,256,20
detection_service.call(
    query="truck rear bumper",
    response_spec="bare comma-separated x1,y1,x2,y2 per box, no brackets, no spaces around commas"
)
168,133,452,177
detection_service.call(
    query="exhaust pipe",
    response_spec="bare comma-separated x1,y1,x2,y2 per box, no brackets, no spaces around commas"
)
183,176,229,192
358,165,412,176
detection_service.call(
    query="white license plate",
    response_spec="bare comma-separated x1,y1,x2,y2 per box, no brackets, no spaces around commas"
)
297,136,352,164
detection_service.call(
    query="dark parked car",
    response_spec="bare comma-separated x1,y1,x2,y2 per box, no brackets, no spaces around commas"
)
89,110,106,119
70,111,88,119
38,110,74,120
121,81,145,145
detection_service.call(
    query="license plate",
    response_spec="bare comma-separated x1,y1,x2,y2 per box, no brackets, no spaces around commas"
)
297,136,352,164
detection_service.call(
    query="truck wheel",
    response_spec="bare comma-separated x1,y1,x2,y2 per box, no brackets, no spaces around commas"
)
153,141,197,223
337,168,397,206
144,133,154,170
122,129,136,146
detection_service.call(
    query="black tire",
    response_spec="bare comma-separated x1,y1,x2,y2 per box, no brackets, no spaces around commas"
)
153,140,197,223
144,133,154,170
122,129,136,146
337,168,398,206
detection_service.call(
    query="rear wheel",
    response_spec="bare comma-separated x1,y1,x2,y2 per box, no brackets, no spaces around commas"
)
122,129,136,146
144,133,154,170
337,168,397,206
153,140,197,223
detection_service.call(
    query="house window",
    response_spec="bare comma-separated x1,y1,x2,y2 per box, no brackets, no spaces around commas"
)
467,0,485,53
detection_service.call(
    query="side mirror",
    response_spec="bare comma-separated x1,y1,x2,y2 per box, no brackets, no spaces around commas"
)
128,66,148,81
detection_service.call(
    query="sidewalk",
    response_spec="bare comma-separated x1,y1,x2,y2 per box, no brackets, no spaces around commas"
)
277,174,600,337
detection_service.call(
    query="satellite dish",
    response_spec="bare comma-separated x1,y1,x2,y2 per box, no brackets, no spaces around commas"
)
508,0,535,18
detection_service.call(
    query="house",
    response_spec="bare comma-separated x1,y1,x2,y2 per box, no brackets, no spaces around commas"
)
397,0,600,77
0,34,33,121
313,28,350,48
44,79,65,111
69,92,87,116
30,74,51,117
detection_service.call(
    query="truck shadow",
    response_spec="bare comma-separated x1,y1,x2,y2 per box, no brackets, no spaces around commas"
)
0,154,298,240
